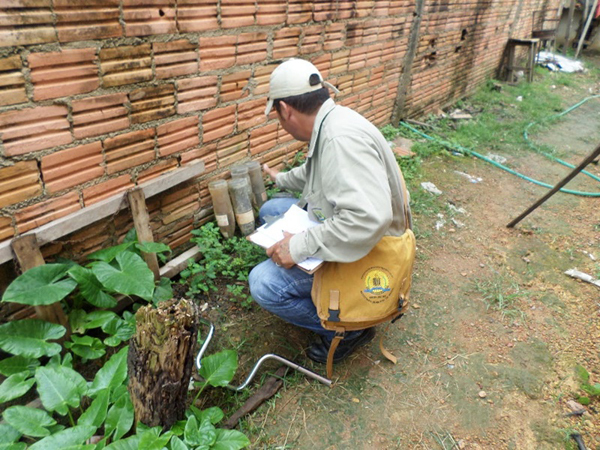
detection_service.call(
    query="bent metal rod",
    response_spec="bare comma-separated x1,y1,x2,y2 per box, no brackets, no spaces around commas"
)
195,320,332,390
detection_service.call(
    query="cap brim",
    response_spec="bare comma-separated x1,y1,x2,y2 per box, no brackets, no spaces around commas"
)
264,99,274,116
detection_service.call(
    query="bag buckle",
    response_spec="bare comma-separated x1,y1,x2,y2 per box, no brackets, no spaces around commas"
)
328,308,340,322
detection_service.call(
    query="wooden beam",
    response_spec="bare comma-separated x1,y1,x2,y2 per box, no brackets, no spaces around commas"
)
128,188,160,281
0,161,205,265
11,235,69,330
159,246,201,279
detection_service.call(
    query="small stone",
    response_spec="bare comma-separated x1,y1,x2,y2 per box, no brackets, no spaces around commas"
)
461,272,467,277
352,398,360,403
412,303,420,309
478,390,487,398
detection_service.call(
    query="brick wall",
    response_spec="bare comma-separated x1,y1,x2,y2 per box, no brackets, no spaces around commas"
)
0,0,558,264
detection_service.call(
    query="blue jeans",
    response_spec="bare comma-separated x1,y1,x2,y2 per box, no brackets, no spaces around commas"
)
249,198,360,342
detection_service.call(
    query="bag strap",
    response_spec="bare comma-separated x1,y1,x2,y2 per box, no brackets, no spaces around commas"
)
378,323,398,364
397,168,411,232
326,329,345,379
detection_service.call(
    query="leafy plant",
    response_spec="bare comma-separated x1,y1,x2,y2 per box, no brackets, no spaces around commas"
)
574,365,600,405
473,273,528,321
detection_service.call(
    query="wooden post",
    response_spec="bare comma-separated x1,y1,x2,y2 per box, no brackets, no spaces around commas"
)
507,142,600,228
11,235,69,330
563,0,577,53
128,187,160,281
576,0,599,57
127,299,199,428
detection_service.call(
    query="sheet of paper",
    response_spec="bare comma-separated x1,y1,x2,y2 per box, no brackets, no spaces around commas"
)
248,204,323,271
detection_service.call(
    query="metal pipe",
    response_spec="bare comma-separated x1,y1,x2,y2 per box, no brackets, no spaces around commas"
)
195,320,332,389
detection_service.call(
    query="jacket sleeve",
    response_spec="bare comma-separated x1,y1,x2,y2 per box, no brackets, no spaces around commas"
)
275,163,307,192
289,134,393,263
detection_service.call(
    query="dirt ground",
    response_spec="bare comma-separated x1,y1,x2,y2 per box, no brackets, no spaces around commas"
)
202,54,600,450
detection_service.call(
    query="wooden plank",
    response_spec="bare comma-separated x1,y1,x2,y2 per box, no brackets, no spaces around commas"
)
159,246,201,279
0,161,205,265
128,188,160,281
11,235,69,331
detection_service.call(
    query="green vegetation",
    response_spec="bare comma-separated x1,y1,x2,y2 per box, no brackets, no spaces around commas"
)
574,365,600,406
473,272,528,321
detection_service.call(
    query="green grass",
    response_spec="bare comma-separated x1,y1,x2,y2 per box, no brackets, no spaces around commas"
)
472,272,529,321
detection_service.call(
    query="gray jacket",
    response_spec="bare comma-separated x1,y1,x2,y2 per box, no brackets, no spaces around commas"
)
276,98,412,264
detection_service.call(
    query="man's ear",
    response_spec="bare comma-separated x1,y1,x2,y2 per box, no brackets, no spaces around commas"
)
278,101,292,120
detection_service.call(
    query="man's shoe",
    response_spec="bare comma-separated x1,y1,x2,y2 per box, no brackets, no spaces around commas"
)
306,328,376,364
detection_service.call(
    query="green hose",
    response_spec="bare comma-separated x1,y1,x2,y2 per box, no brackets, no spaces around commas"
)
399,95,600,197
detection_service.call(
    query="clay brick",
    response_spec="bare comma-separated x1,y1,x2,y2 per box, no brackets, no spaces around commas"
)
202,105,235,142
129,84,175,124
353,0,375,18
99,44,153,88
0,216,14,242
372,0,389,17
273,28,301,59
161,190,199,225
83,174,134,206
0,161,42,208
324,23,345,51
199,35,236,71
277,122,294,144
123,0,176,37
256,1,286,26
176,0,218,32
363,21,380,44
41,142,104,194
153,39,198,79
137,158,178,184
287,0,312,24
103,128,156,174
237,98,267,131
221,0,256,29
250,122,277,155
72,93,129,139
337,0,353,19
0,105,71,156
157,116,200,156
216,133,248,167
300,26,323,55
348,46,368,72
313,1,336,22
366,43,384,67
330,50,350,75
0,55,26,107
157,218,193,249
180,142,216,169
0,2,56,48
176,76,218,114
54,0,122,43
312,54,331,78
253,64,276,95
346,22,364,46
220,70,251,103
236,32,268,66
16,192,81,234
29,48,99,101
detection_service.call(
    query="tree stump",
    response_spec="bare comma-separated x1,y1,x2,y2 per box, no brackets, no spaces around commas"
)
127,298,199,429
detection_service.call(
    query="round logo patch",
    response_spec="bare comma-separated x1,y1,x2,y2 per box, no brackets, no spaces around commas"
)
361,267,393,304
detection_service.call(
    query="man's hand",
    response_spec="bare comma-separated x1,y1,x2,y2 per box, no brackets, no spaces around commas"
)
266,231,295,269
263,163,279,183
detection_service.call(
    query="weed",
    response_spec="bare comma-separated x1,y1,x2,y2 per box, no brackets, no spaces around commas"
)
473,272,528,320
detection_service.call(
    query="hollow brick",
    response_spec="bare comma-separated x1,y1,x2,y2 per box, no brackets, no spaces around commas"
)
220,70,251,103
129,84,176,124
0,105,72,156
287,0,312,24
0,2,56,48
54,0,122,43
324,24,345,51
157,116,200,157
176,0,218,32
83,174,134,206
99,44,153,88
237,98,267,131
236,33,268,66
0,55,26,107
199,36,236,71
313,1,336,22
123,0,176,37
300,26,323,55
273,28,301,60
202,105,235,142
0,161,43,209
256,1,286,26
180,142,216,169
253,64,276,95
16,191,81,234
137,158,178,185
0,216,14,242
216,133,248,167
153,40,198,79
221,0,256,29
249,122,278,156
42,142,105,194
103,128,156,174
29,48,99,101
176,76,218,114
72,93,129,140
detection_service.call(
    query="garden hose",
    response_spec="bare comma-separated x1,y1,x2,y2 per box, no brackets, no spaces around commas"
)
399,95,600,197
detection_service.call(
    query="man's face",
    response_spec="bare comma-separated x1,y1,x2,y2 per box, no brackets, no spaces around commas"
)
275,103,306,141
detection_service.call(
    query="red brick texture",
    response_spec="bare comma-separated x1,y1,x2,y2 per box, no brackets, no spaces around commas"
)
0,0,558,259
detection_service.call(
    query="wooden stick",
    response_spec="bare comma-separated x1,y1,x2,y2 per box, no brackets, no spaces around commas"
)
576,0,599,58
128,188,160,281
563,0,577,53
507,142,600,228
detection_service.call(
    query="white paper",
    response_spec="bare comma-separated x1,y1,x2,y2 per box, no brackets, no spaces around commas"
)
249,204,323,271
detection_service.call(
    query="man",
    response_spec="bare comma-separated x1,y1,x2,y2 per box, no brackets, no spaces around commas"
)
248,58,411,365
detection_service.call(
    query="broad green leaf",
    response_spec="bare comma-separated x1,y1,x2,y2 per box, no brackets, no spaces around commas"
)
575,365,590,383
578,396,591,405
92,252,154,300
103,435,139,450
184,416,216,447
86,311,119,330
110,384,128,403
138,427,172,450
2,264,76,305
198,406,224,425
169,436,189,450
103,318,135,347
581,383,600,396
87,243,134,263
65,336,106,360
152,277,173,305
123,228,137,244
35,365,87,416
211,429,250,450
105,392,133,440
89,346,128,397
28,425,96,450
136,242,171,255
0,355,40,377
0,320,65,358
2,406,56,437
198,350,238,388
0,372,35,403
170,420,187,437
69,309,88,334
0,423,21,444
78,389,109,428
68,266,117,309
47,352,73,369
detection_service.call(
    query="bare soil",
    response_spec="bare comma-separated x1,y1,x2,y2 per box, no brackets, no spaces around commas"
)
200,55,600,450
